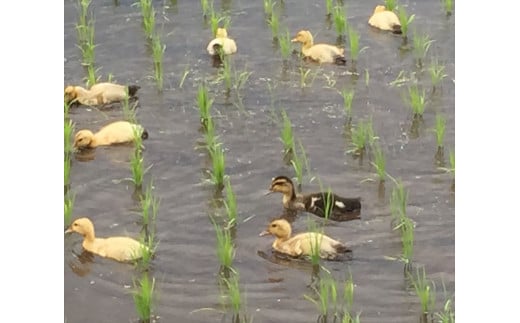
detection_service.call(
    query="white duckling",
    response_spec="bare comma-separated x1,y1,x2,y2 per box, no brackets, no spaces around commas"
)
259,218,351,260
73,120,148,150
64,82,140,106
206,27,238,56
368,5,402,34
65,217,148,262
291,30,346,65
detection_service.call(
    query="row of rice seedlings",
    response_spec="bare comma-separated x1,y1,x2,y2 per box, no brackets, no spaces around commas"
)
441,0,453,17
384,0,397,11
132,272,156,322
408,266,437,321
151,34,166,92
267,8,280,42
332,5,347,43
279,109,295,163
348,118,377,157
428,59,447,94
412,32,434,68
398,6,415,43
137,0,155,40
405,84,427,118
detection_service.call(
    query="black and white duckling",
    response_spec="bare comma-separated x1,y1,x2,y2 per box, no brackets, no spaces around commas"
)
259,218,351,260
267,176,361,221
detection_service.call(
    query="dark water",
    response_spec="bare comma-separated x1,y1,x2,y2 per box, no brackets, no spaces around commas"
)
64,0,454,322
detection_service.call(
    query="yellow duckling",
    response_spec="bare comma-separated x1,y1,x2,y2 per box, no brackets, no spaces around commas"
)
64,82,140,106
65,217,148,262
368,5,402,34
73,120,148,150
291,30,346,65
259,218,351,260
206,27,238,56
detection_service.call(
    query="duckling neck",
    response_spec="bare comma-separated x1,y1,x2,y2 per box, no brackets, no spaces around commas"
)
301,40,314,54
282,189,297,208
81,230,98,251
74,86,91,97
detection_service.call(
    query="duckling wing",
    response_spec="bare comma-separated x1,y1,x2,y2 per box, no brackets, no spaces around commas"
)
368,12,401,32
222,38,237,54
294,233,350,260
96,121,143,145
207,38,224,55
103,237,146,262
304,193,361,221
90,83,127,103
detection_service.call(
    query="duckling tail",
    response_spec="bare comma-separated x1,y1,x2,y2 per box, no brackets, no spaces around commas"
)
141,129,149,140
334,243,352,254
127,85,141,97
392,25,402,34
334,55,347,65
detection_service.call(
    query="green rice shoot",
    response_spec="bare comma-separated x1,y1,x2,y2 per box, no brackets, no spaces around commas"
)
132,272,155,321
64,119,75,154
408,266,436,314
384,0,397,11
429,59,447,91
341,89,355,120
371,143,386,182
278,28,292,61
267,10,280,41
435,297,455,323
197,83,213,129
412,32,434,68
398,6,415,39
332,5,347,39
441,0,453,16
434,114,446,148
348,25,360,62
223,273,242,315
325,0,333,16
306,218,323,267
64,193,75,227
405,84,426,117
279,109,295,157
151,34,165,92
209,143,227,188
213,220,235,269
224,178,237,228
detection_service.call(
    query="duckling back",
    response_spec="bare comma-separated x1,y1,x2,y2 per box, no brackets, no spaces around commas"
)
95,121,148,146
90,82,141,103
287,232,350,260
368,9,402,34
95,236,147,262
303,44,345,64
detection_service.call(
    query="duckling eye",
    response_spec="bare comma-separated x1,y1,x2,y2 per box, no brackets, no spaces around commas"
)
73,223,79,226
271,224,277,228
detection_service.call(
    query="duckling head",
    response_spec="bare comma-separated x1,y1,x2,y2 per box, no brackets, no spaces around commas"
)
373,5,387,14
215,27,228,38
259,219,292,239
64,86,77,103
65,217,95,238
268,176,295,195
291,30,313,45
73,130,95,149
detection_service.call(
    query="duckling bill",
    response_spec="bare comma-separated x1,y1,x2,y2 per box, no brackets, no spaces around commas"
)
268,176,361,221
260,218,351,260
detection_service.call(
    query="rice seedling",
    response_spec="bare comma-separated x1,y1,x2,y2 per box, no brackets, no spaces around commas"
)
384,0,397,11
203,117,219,154
408,266,436,318
435,297,455,323
132,272,156,322
398,6,415,42
197,83,213,129
397,216,414,270
341,89,355,121
299,67,312,88
179,65,190,89
389,177,408,226
306,218,323,268
151,34,165,92
441,0,453,17
428,59,447,93
279,109,295,161
208,143,227,189
332,5,347,42
200,0,211,18
222,274,243,317
267,10,280,42
85,65,101,88
263,0,274,16
405,84,427,117
64,119,75,154
349,118,377,156
122,89,138,124
412,32,434,68
78,0,91,26
342,312,361,323
76,20,97,66
343,271,355,315
64,193,75,227
347,26,361,66
213,220,235,271
223,178,237,228
232,65,252,100
290,139,311,188
433,114,446,149
209,11,230,38
371,143,386,182
138,0,155,39
130,147,145,189
304,271,334,317
279,29,292,61
438,149,455,176
64,152,72,189
325,0,333,16
220,56,232,96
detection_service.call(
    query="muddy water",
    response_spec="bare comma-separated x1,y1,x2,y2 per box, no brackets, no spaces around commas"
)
64,0,454,322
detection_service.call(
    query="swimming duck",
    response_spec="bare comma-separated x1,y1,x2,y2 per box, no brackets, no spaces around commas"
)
291,30,346,65
267,176,362,222
368,5,402,34
73,120,148,150
259,218,351,260
65,217,148,262
64,82,140,107
206,27,238,56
